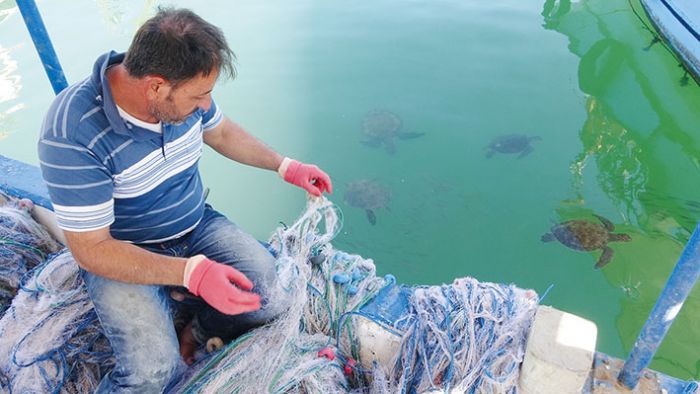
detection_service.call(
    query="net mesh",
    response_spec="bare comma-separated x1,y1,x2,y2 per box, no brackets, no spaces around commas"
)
0,197,61,315
0,196,538,393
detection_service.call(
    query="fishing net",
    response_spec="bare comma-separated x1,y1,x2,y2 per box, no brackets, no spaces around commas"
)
0,250,114,393
0,196,61,315
174,197,539,393
0,195,108,392
0,196,538,393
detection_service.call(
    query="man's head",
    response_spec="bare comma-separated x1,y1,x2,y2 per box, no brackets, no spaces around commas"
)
123,8,235,124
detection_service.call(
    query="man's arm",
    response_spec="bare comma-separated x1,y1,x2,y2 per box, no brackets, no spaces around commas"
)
64,227,186,285
203,116,333,196
65,228,261,314
203,116,284,171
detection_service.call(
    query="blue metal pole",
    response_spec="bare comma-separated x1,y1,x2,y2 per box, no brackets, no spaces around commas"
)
618,223,700,389
15,0,68,95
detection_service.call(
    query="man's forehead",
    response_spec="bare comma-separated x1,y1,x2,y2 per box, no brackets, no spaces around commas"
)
178,72,218,93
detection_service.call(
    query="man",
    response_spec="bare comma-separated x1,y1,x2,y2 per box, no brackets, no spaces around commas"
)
37,7,332,392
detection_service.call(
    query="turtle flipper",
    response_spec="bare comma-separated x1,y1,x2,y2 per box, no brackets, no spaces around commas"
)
397,131,425,140
541,233,555,242
595,246,614,269
361,138,382,148
366,209,377,225
593,214,615,231
517,145,534,159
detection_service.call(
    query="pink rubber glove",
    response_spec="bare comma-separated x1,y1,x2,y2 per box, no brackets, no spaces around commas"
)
184,255,262,315
278,158,333,196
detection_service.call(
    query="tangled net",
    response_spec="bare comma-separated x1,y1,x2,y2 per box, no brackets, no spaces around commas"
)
0,250,114,392
0,197,61,315
0,197,538,393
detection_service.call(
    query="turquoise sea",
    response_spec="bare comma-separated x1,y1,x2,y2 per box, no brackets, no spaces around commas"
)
0,0,698,380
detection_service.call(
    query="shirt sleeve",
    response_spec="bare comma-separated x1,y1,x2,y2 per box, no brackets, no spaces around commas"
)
38,136,114,232
201,98,224,132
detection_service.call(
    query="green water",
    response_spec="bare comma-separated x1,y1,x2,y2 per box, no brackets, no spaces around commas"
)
1,0,699,381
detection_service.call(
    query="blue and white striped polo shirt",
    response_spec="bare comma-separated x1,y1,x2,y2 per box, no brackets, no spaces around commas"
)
38,51,224,243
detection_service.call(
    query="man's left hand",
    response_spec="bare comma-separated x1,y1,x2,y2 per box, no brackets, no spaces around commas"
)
279,158,333,196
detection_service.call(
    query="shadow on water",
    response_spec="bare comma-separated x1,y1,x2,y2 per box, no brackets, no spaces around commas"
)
543,0,700,380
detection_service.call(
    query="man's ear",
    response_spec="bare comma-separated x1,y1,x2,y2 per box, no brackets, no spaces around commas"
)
145,75,166,99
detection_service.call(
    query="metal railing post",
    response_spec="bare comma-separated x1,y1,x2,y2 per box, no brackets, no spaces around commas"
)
618,223,700,389
15,0,68,95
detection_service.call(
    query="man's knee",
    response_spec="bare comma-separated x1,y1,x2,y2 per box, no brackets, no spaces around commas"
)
251,271,287,321
100,346,183,392
192,269,287,343
132,362,180,392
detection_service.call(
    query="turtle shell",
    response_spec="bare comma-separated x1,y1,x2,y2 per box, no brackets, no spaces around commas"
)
551,220,610,251
343,180,391,210
488,134,534,154
362,110,402,140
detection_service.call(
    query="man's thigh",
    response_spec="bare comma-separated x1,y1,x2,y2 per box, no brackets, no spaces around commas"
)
186,206,277,293
81,270,180,372
185,206,284,340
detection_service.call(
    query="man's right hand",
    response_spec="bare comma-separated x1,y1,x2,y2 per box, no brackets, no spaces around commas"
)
184,255,262,315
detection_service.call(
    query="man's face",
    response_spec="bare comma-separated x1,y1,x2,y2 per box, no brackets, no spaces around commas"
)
149,70,219,124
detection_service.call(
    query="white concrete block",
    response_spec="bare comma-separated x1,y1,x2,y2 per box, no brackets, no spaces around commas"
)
355,316,402,370
519,305,598,394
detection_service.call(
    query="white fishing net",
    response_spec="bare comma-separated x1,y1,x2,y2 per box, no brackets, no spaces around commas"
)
0,250,113,392
0,197,61,315
0,196,538,393
0,196,107,392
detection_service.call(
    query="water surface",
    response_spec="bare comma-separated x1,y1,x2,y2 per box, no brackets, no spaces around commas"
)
0,0,698,380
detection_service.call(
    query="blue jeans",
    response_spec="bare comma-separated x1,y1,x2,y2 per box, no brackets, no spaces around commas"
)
82,205,282,393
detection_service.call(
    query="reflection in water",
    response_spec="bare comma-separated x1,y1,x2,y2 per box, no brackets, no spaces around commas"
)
543,0,700,380
0,44,23,140
0,46,20,103
620,273,641,300
544,0,700,244
95,0,160,36
570,97,646,225
542,0,571,30
0,0,16,26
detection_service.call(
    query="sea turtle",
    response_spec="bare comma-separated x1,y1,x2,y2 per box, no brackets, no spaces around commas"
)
486,134,541,159
541,214,631,269
343,180,391,225
361,110,424,155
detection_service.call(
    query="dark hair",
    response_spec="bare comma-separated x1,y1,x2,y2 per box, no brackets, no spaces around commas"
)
123,7,236,86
